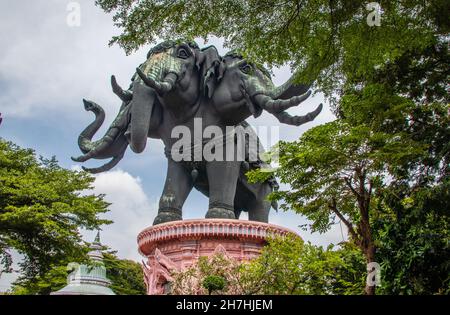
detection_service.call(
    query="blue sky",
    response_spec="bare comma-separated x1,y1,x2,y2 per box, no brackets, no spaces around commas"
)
0,0,346,290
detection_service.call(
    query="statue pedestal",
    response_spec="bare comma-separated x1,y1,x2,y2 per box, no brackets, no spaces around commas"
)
137,219,297,295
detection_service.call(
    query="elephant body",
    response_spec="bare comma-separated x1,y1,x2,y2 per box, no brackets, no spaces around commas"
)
73,40,322,225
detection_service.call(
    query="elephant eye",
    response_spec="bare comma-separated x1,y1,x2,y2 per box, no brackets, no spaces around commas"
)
239,63,253,74
177,48,190,59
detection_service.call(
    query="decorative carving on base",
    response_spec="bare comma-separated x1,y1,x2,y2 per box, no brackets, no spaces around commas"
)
137,219,299,295
142,248,178,295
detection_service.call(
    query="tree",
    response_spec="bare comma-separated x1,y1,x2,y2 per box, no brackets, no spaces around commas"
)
373,178,450,294
202,275,226,295
103,252,146,295
338,25,449,295
240,235,366,295
0,139,111,290
10,265,69,295
95,0,448,102
248,116,426,294
247,46,448,294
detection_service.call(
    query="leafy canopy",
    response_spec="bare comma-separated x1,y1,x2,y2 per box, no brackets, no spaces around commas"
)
95,0,448,104
240,235,366,295
0,139,110,288
202,275,226,295
103,252,146,295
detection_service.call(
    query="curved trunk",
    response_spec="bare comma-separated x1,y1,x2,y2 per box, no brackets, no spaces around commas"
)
77,99,106,154
81,149,126,174
72,101,131,162
273,103,323,126
128,81,156,153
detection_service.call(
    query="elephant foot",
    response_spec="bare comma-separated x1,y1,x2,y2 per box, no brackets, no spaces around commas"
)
153,208,182,225
205,207,236,220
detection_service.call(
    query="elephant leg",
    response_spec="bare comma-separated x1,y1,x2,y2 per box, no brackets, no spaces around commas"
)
153,159,193,225
248,199,271,223
248,184,273,223
205,160,240,219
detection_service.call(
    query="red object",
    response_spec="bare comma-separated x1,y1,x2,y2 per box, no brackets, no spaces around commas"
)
137,218,299,295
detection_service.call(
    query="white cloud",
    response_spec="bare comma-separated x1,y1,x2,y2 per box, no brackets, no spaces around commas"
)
84,169,158,261
0,0,147,120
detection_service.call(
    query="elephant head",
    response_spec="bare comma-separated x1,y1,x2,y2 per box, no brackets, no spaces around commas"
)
210,51,323,126
132,40,224,149
72,40,223,172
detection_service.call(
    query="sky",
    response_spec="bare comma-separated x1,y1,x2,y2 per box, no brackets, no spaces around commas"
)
0,0,347,290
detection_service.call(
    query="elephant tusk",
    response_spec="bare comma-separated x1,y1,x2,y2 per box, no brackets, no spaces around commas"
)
111,75,132,102
269,77,311,100
135,68,177,94
273,103,323,126
254,90,312,113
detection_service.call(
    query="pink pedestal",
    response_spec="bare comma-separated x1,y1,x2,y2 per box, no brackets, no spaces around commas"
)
137,219,298,295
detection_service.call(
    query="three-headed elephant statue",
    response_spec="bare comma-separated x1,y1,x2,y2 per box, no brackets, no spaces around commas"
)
72,40,322,225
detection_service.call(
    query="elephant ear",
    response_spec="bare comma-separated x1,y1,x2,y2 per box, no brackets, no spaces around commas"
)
196,46,225,98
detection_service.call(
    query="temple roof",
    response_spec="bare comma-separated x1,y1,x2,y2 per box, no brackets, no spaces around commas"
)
51,232,115,295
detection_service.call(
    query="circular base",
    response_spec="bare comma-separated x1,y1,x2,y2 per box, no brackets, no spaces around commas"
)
137,219,298,295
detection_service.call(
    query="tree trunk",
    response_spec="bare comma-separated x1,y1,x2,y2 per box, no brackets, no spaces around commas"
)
356,168,377,295
364,245,376,295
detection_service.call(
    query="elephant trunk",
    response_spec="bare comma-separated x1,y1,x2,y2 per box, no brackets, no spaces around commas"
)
127,81,156,153
128,64,180,153
273,103,323,126
77,99,106,154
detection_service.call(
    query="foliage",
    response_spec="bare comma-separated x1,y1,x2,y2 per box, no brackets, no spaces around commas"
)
0,139,111,290
339,21,449,295
239,235,365,295
373,179,450,294
171,235,366,295
171,252,243,295
248,86,448,294
248,113,423,294
95,0,448,105
103,252,146,295
249,117,424,228
202,275,226,295
11,265,69,295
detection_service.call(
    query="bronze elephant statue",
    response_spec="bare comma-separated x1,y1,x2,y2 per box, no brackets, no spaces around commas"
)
72,40,322,225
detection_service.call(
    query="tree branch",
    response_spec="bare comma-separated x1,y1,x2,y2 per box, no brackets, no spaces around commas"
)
328,197,359,242
344,177,360,198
